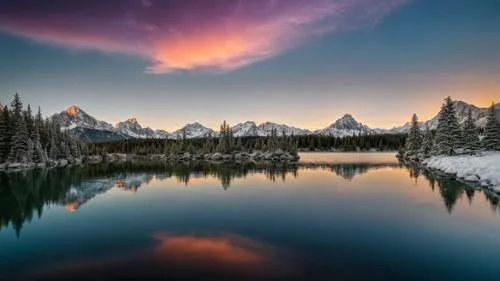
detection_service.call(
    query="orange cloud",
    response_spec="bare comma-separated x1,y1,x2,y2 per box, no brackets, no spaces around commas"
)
0,0,409,73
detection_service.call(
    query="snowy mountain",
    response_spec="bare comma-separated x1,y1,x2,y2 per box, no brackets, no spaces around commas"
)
115,117,169,139
169,122,218,139
154,129,170,139
53,106,115,131
52,105,384,142
231,121,311,137
62,180,114,212
314,114,374,137
52,106,127,142
231,121,262,137
56,104,454,143
391,101,500,134
257,122,311,136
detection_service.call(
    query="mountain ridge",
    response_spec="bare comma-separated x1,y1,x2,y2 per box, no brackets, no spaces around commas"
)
391,101,500,134
52,101,498,142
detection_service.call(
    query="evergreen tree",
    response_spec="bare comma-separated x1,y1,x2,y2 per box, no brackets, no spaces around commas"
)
63,141,72,161
31,125,46,164
404,113,422,157
10,93,23,122
432,97,462,155
26,138,34,164
24,104,34,137
80,142,89,160
462,108,480,151
281,129,288,150
35,107,47,148
218,120,232,153
8,118,29,163
49,136,59,160
482,102,500,150
420,124,433,158
70,139,81,159
0,105,8,162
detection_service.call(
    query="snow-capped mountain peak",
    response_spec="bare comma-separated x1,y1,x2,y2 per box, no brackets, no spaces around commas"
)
116,117,168,139
170,122,218,139
333,114,368,131
66,105,81,117
257,122,311,136
127,117,138,124
314,114,372,137
54,106,115,131
231,121,260,137
391,100,499,134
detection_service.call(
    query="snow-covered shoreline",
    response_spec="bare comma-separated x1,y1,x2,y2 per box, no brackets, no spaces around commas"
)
421,152,500,193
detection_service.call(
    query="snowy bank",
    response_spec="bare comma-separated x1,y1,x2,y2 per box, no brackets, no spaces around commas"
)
422,152,500,193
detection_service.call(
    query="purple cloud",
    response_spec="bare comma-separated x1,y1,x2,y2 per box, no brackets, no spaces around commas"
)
0,0,409,73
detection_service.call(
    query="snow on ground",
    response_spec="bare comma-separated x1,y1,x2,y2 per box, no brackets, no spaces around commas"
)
422,152,500,192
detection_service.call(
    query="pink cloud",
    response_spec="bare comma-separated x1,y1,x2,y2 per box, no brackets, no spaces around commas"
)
0,0,409,73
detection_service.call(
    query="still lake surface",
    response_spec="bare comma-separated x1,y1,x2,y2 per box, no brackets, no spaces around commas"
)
1,152,500,280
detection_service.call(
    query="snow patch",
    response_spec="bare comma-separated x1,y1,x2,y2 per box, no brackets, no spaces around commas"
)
423,152,500,192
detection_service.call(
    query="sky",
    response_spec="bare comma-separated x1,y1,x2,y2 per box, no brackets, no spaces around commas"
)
0,0,499,131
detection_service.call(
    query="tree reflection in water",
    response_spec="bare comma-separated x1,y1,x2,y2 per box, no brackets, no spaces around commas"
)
1,161,498,236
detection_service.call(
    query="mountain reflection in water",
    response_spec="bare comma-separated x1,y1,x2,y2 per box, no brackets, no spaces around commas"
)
1,160,498,238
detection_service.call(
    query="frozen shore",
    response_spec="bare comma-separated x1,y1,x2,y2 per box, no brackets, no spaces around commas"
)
422,152,500,193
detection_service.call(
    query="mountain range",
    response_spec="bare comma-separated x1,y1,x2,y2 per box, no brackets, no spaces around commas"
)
52,101,498,143
391,101,500,134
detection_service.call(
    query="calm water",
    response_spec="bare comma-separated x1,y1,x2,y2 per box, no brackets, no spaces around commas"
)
1,152,500,281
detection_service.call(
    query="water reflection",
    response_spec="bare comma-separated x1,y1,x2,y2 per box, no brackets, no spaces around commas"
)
152,233,292,277
16,232,294,281
403,162,500,214
1,160,498,237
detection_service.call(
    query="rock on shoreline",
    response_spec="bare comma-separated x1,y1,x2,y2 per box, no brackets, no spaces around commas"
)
0,158,84,172
0,150,300,172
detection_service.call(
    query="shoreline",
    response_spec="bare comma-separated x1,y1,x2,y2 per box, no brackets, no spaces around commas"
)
398,152,500,194
0,150,301,172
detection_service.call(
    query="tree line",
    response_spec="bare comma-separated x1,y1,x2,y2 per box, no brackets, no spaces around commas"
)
0,94,88,165
1,93,406,166
401,96,500,160
89,129,406,156
89,121,300,156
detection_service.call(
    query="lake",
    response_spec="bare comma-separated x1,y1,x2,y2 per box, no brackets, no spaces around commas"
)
1,152,500,281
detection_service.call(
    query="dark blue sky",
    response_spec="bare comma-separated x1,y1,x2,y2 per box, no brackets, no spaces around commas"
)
0,0,499,130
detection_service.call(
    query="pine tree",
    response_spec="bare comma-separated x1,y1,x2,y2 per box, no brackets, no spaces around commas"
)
462,108,480,151
420,124,434,158
482,102,500,150
218,120,232,153
10,93,23,122
281,129,288,150
31,125,46,164
63,141,72,162
80,142,89,160
24,104,34,137
35,107,47,148
49,136,59,160
0,105,8,163
26,138,34,164
432,97,462,155
70,139,81,159
218,121,227,153
404,113,422,157
8,118,29,163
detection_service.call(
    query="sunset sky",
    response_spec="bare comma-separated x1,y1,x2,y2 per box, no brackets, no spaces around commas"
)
0,0,499,131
